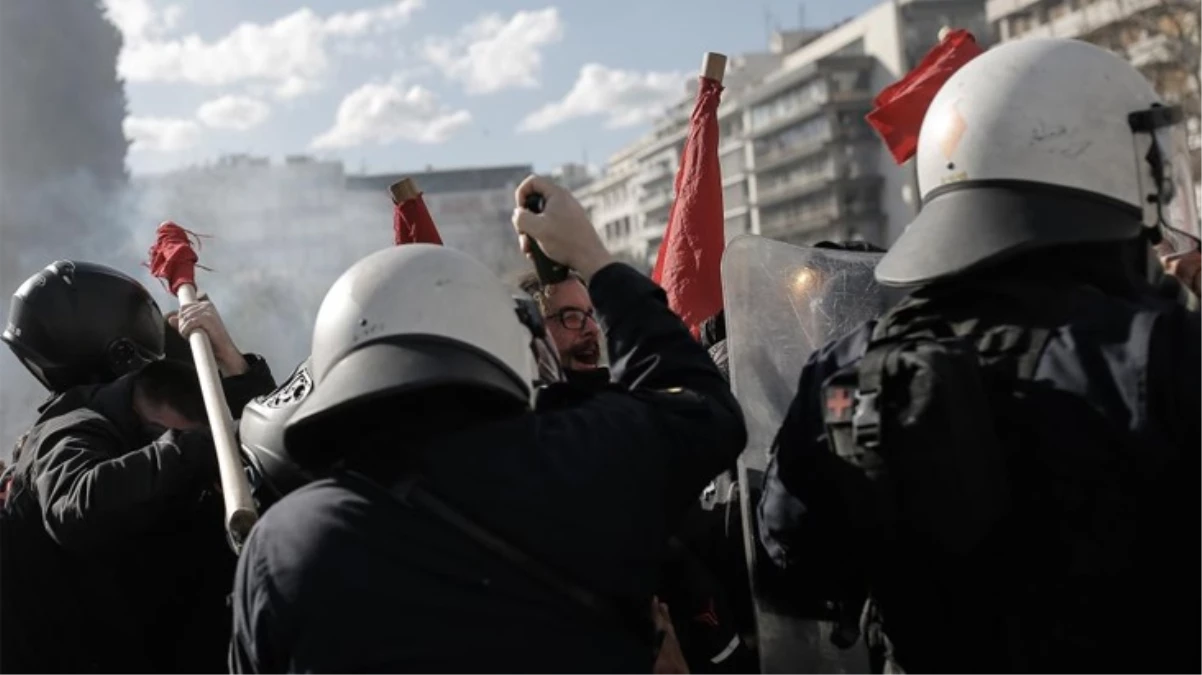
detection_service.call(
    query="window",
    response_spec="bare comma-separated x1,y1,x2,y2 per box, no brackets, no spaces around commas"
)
758,153,833,194
827,69,872,96
760,193,837,232
750,79,829,131
723,182,748,209
720,151,746,177
753,116,832,161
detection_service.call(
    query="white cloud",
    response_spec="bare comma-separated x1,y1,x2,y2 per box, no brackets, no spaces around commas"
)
519,63,688,132
197,95,271,131
110,0,424,98
421,8,563,95
103,0,183,41
124,116,201,152
310,80,471,149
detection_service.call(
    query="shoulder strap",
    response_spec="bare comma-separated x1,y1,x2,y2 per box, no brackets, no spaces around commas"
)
384,475,635,633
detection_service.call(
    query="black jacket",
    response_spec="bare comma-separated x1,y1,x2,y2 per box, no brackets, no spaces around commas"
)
0,354,274,673
231,262,747,673
758,265,1200,673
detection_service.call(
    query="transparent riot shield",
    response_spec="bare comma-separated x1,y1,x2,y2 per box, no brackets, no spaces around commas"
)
722,235,898,674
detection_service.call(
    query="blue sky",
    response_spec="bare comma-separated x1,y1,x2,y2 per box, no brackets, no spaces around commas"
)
110,0,880,176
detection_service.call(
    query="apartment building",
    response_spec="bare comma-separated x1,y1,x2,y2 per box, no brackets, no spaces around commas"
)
575,0,989,268
987,0,1201,187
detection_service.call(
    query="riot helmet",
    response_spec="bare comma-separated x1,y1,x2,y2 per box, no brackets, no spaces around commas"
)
2,260,165,392
240,357,317,506
284,245,539,466
877,38,1200,287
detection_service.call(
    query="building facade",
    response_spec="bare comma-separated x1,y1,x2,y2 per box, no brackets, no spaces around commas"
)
575,0,990,268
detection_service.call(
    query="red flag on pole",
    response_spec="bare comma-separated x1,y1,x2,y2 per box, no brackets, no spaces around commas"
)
652,52,728,336
147,221,207,294
389,178,443,246
865,29,984,165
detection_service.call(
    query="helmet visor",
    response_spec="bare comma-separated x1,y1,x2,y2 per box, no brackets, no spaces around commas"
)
1133,105,1200,255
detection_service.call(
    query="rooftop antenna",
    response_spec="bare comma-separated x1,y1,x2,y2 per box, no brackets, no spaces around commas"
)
763,5,773,43
799,2,806,29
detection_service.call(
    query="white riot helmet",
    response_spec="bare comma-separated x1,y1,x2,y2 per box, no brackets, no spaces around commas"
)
876,37,1200,287
284,245,539,452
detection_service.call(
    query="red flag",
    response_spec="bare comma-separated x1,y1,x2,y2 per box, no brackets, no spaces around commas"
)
390,178,443,246
865,29,984,165
147,221,207,295
652,72,725,336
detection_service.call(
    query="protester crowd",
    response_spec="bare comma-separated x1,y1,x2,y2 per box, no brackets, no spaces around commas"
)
0,36,1199,675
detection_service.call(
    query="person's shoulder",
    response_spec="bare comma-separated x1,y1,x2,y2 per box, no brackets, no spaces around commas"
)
242,476,378,584
254,475,370,537
25,398,116,450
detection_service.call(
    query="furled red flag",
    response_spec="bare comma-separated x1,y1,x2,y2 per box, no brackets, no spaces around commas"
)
865,29,984,165
652,53,727,337
147,221,208,294
389,178,443,246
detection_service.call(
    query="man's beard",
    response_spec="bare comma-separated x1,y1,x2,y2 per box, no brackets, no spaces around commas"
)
565,338,601,368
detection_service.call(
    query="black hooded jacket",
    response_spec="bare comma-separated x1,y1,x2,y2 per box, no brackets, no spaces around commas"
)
0,354,274,673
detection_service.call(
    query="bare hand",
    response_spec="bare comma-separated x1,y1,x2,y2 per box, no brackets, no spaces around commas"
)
651,597,690,674
169,299,249,377
1162,250,1201,298
511,174,613,280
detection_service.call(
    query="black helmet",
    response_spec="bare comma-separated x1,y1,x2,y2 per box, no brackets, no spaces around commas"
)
2,261,166,392
240,357,316,506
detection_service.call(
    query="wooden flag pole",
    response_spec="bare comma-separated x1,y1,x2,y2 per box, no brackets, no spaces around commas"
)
702,52,728,83
388,177,420,205
177,284,258,548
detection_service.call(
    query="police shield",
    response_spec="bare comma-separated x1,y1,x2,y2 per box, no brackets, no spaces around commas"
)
722,235,896,674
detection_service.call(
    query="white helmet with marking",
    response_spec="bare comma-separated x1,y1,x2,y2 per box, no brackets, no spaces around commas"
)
876,37,1199,287
284,244,540,456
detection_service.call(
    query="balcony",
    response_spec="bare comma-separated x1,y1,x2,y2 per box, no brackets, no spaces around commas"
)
1007,0,1162,39
719,134,746,154
986,0,1044,22
640,189,673,211
758,207,839,238
1127,33,1175,68
754,133,833,173
638,161,675,185
755,171,835,208
748,98,826,140
641,220,669,241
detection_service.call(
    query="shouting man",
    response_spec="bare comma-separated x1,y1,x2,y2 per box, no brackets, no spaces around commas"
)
518,270,607,388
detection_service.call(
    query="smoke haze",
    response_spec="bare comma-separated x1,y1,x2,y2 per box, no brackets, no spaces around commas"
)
0,2,531,458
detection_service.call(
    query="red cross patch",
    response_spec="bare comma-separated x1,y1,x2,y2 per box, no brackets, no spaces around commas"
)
825,387,854,422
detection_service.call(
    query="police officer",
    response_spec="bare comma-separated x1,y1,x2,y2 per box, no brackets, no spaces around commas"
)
757,38,1199,673
231,175,747,673
0,260,275,673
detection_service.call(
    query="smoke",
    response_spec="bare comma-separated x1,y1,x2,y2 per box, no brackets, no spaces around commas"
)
0,0,135,456
1,159,533,457
0,3,531,458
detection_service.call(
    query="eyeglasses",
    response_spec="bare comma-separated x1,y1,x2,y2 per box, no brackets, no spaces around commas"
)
550,307,596,331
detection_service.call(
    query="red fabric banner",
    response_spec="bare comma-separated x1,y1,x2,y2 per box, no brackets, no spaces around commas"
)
865,29,984,165
652,75,725,336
